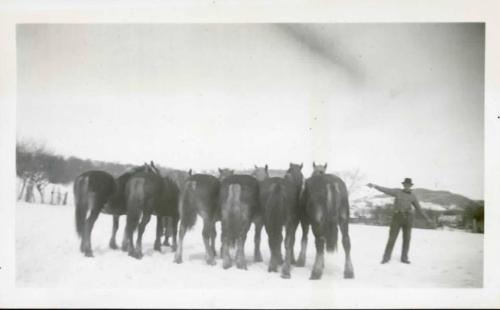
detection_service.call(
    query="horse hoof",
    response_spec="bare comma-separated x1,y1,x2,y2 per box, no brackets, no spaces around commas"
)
268,265,278,273
237,264,247,270
84,251,94,258
174,256,182,264
206,258,217,266
109,242,118,250
281,272,291,279
154,245,162,252
309,271,322,280
344,271,355,279
171,245,177,252
223,261,232,270
129,252,142,260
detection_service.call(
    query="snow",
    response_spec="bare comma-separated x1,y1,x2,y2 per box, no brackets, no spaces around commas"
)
16,202,482,288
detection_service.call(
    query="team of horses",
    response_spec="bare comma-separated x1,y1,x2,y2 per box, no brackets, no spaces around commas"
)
73,161,354,280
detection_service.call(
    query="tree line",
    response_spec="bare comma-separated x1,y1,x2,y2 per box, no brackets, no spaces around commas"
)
16,140,136,203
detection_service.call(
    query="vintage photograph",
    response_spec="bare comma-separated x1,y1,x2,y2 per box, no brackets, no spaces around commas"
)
15,23,484,292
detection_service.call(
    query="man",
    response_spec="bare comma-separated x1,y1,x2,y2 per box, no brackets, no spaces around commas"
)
367,178,435,264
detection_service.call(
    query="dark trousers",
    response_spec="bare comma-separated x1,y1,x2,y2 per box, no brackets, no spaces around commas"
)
383,212,413,261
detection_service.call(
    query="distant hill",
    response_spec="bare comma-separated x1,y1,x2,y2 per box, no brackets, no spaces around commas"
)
353,187,480,212
411,188,480,210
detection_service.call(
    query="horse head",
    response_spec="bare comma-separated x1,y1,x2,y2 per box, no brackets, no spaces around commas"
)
218,168,235,180
286,162,304,185
252,164,269,182
312,162,327,176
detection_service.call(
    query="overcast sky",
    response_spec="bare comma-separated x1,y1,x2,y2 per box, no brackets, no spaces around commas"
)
16,24,484,199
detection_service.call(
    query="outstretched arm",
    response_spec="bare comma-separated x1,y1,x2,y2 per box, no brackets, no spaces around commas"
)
412,198,434,226
366,183,398,197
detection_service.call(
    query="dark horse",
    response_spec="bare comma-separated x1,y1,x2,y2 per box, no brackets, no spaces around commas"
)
174,171,220,265
301,162,354,279
105,163,157,251
161,170,190,247
153,175,180,252
253,163,303,278
74,170,116,257
123,162,164,259
219,168,263,270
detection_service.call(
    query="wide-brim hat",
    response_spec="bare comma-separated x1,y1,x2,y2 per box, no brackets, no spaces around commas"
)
402,178,413,186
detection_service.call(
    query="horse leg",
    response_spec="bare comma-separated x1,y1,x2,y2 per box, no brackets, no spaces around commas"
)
267,232,279,272
154,215,163,252
211,226,217,257
162,217,171,246
109,215,119,250
202,218,216,265
340,206,354,279
174,224,186,264
222,230,232,269
296,219,309,267
134,212,151,259
253,215,264,262
126,211,140,258
121,215,129,252
290,220,299,265
235,233,248,270
82,202,101,257
310,222,325,280
281,224,295,279
171,215,179,252
210,219,217,257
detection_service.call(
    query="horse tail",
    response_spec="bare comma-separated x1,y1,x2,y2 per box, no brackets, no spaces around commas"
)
179,180,198,230
126,178,146,230
325,182,340,252
265,183,285,237
226,184,242,248
74,175,88,238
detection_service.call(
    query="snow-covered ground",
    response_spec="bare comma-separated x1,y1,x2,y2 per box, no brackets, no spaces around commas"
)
16,202,483,288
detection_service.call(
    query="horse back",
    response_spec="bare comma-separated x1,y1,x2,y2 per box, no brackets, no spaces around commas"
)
184,174,220,205
304,174,348,221
220,175,259,207
74,170,115,204
125,172,164,213
157,176,180,217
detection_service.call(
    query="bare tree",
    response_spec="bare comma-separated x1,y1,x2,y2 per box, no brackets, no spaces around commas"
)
16,139,52,203
334,168,366,197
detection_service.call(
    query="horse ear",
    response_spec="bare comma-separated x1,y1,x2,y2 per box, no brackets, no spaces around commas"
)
300,163,303,170
254,165,258,169
313,161,316,168
151,161,158,171
188,169,192,176
218,168,222,174
325,163,328,170
289,162,292,168
265,164,268,172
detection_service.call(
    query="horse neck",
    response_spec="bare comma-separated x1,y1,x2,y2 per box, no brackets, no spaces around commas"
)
286,173,303,189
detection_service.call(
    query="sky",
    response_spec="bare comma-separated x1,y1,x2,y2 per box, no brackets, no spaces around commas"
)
16,23,484,199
